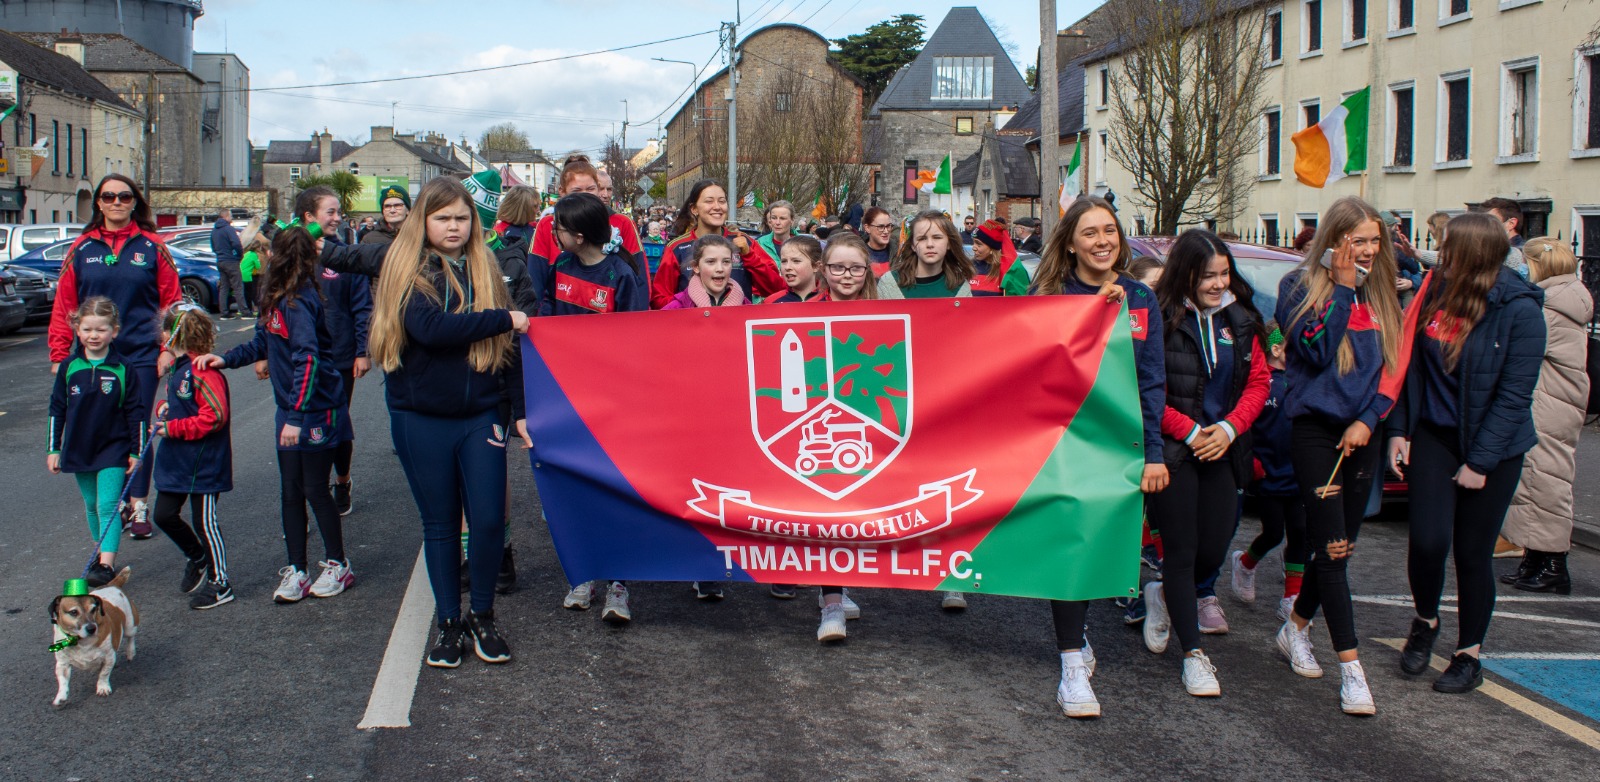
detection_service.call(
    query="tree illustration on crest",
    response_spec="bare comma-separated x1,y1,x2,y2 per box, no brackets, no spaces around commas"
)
833,333,907,434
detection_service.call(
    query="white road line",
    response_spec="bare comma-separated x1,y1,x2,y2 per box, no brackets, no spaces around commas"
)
1357,594,1600,603
1481,652,1600,661
235,325,254,333
1353,596,1600,629
357,547,434,730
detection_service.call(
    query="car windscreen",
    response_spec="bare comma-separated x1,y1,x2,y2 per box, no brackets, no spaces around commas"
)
1235,257,1298,321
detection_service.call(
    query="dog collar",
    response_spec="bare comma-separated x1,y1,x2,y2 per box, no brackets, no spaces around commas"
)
48,636,77,653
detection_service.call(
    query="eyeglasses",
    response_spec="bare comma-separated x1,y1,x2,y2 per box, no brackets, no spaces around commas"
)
826,264,869,277
867,222,894,230
98,191,135,204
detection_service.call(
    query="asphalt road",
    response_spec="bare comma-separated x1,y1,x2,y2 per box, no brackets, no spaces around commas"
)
0,320,1596,782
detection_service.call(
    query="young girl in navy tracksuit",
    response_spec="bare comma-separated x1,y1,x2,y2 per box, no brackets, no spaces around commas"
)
1274,196,1404,716
320,177,530,669
198,221,353,605
152,304,235,609
47,297,145,588
1027,195,1168,719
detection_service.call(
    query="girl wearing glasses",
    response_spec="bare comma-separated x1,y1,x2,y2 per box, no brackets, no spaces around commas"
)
818,233,878,302
47,174,182,540
653,180,783,308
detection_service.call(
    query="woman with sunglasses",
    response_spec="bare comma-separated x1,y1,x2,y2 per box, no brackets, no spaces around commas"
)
47,174,182,539
860,207,900,277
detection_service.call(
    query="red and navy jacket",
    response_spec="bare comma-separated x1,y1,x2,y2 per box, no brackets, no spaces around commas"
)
1275,270,1391,429
529,213,646,279
220,283,345,426
536,252,649,316
767,288,828,304
651,229,785,309
47,345,146,473
154,355,232,495
318,263,372,371
48,226,182,367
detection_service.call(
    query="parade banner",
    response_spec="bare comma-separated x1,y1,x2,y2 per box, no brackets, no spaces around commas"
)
522,297,1145,601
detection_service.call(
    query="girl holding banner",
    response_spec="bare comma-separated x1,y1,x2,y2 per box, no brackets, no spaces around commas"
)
1031,195,1169,719
877,211,974,300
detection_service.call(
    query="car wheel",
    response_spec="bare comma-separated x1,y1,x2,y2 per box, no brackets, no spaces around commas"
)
182,278,213,311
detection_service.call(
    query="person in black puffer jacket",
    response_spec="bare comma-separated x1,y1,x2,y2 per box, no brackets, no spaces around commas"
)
1387,212,1545,695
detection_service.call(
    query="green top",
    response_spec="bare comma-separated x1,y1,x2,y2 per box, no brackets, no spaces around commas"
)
902,275,960,299
240,250,261,282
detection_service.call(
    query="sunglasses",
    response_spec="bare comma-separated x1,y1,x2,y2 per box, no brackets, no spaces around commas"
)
98,191,136,204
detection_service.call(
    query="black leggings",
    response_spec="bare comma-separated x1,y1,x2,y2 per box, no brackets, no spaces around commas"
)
1149,458,1237,651
277,448,343,571
1407,423,1524,652
333,368,356,479
153,491,229,584
1249,494,1308,570
1289,417,1379,653
1050,600,1087,650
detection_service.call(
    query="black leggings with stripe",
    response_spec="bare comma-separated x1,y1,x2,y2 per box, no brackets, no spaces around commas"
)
153,491,229,584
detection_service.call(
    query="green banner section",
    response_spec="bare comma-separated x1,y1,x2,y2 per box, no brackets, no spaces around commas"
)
349,175,409,213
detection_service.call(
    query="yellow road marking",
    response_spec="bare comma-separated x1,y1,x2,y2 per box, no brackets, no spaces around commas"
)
1375,638,1600,751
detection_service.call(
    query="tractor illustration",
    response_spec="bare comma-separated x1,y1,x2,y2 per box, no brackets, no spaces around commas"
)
794,410,874,476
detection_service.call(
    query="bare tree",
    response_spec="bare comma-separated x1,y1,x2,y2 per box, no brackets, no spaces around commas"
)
602,134,641,210
479,122,530,152
806,77,870,219
695,102,758,203
1100,0,1271,233
745,71,815,206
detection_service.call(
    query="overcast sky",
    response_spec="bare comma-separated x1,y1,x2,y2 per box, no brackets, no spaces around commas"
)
193,0,1100,155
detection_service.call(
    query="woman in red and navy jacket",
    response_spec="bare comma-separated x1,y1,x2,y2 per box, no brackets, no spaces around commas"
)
198,222,354,606
528,156,646,280
1144,229,1270,697
651,179,783,308
48,174,181,536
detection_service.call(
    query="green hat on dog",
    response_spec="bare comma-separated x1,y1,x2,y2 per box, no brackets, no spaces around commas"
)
61,578,89,597
378,185,410,209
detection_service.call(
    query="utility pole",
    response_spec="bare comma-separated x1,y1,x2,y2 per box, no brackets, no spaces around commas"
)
620,99,629,156
725,1,741,217
1039,0,1060,239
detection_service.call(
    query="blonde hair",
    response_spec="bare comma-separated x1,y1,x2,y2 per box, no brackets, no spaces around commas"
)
497,185,542,226
369,178,513,374
822,233,878,300
1523,236,1576,282
1289,197,1402,374
72,296,120,330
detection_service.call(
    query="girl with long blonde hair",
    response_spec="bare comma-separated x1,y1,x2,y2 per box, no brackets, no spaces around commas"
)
319,177,531,669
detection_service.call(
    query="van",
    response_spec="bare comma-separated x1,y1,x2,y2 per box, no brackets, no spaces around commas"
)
0,224,83,262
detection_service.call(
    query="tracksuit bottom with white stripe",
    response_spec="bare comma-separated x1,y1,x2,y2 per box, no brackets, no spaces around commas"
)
153,492,229,585
391,408,506,621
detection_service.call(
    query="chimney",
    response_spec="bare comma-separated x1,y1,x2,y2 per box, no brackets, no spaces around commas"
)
318,129,334,167
53,29,85,67
370,125,394,142
1056,28,1095,69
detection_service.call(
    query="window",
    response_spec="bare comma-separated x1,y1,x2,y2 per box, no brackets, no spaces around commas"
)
775,93,791,112
931,56,994,100
1095,131,1108,185
1388,82,1415,166
1577,208,1600,257
1500,58,1539,159
1440,0,1469,21
1438,71,1471,165
1573,48,1600,153
1346,0,1368,42
348,162,360,176
28,113,35,144
103,114,110,144
1135,216,1148,235
1298,213,1320,233
1265,9,1284,63
1391,0,1415,30
1391,210,1414,238
21,226,56,249
1303,0,1323,53
52,120,59,173
289,165,303,183
65,123,73,175
1261,108,1282,175
80,128,87,175
1098,67,1110,107
955,116,974,134
1302,99,1322,128
1260,214,1281,247
903,160,919,202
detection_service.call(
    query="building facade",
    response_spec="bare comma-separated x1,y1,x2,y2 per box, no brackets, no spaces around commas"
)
192,53,251,188
483,148,555,192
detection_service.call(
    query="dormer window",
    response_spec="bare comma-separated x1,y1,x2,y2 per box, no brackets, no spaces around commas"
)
932,57,994,100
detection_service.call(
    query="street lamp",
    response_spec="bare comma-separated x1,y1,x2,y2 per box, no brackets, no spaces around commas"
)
653,58,698,204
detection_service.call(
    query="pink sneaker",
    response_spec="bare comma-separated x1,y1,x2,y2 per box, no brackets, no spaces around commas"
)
1198,596,1230,634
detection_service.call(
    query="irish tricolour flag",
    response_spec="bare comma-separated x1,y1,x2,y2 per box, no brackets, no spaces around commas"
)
1292,86,1369,188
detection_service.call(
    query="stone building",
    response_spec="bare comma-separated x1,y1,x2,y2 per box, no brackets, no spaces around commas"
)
260,131,356,216
260,127,469,216
0,29,144,224
483,148,555,192
870,7,1033,218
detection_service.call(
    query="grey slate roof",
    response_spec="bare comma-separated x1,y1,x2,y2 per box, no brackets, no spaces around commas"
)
952,149,981,187
870,7,1033,114
1004,62,1087,139
483,149,553,166
391,138,468,172
12,32,195,76
262,138,356,165
993,131,1039,197
0,30,137,111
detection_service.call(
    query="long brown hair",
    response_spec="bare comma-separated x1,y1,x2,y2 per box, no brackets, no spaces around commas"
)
1417,212,1510,370
1033,196,1131,296
86,174,155,233
258,225,321,325
369,178,513,373
670,179,724,239
891,210,973,291
1288,196,1403,374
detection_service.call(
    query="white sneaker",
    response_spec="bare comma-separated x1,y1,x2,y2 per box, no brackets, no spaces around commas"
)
819,589,862,619
273,566,311,603
817,603,848,642
563,581,595,610
1277,596,1296,623
601,582,630,624
1056,653,1100,718
1340,660,1376,715
1198,596,1230,634
1142,581,1170,653
1276,620,1324,678
1229,550,1256,603
310,559,354,597
1183,650,1222,696
1082,636,1097,677
941,591,967,611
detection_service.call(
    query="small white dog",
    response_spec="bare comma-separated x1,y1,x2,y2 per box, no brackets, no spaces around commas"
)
50,568,139,706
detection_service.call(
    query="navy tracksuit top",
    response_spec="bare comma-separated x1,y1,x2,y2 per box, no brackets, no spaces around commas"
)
48,346,146,473
220,283,346,426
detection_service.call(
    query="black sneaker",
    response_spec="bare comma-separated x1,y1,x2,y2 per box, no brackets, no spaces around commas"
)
768,584,798,599
467,610,512,663
693,581,725,601
1433,652,1483,693
181,556,210,594
86,562,116,588
1399,617,1440,675
333,480,353,516
495,548,517,595
426,618,467,668
189,581,234,610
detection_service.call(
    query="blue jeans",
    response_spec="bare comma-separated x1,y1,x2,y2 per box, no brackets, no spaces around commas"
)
391,408,507,620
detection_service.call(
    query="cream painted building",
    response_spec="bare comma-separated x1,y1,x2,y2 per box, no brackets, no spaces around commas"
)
1084,0,1600,253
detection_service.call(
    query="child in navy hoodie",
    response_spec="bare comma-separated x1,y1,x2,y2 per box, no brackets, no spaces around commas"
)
152,304,235,609
48,297,145,587
197,222,353,605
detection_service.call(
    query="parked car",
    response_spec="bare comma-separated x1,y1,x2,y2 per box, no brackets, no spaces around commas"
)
0,223,82,262
0,267,27,334
1126,236,1304,317
9,238,221,311
0,262,56,323
165,231,220,260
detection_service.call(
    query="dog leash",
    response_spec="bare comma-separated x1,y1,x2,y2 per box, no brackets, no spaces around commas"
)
79,429,160,580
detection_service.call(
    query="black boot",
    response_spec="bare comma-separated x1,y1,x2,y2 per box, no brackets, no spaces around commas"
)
1515,552,1571,594
1433,652,1483,693
495,547,517,594
1499,551,1543,585
1399,617,1440,675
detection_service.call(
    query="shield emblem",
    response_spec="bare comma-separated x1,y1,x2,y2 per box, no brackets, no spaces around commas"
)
746,315,912,499
100,379,113,395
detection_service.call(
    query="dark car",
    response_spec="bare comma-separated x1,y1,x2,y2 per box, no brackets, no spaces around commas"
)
0,267,27,335
9,238,221,311
0,262,56,323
